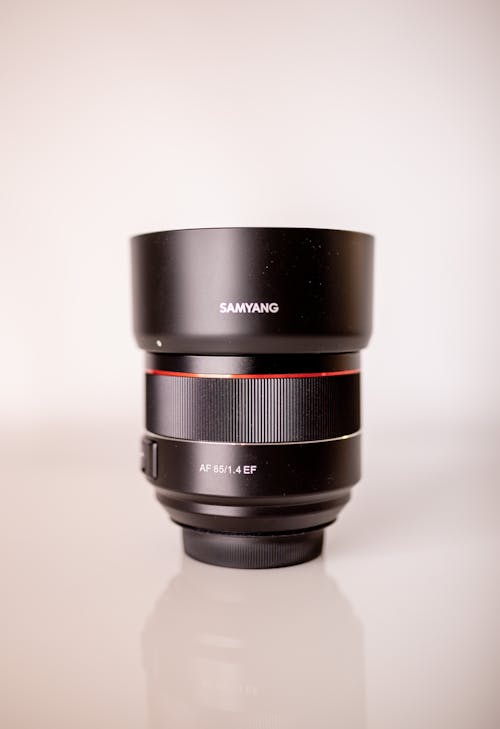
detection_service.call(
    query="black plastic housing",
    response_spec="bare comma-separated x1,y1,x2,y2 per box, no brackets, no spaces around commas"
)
131,227,374,568
132,227,373,354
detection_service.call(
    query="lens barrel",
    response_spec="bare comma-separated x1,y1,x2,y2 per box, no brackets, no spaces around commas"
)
131,227,374,568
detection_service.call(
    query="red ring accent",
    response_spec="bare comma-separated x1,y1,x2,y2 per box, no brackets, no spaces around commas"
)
145,368,360,379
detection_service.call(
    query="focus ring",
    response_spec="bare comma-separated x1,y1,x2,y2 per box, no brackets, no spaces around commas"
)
146,371,360,444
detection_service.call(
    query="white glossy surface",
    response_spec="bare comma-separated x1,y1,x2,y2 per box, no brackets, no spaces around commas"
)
2,423,499,728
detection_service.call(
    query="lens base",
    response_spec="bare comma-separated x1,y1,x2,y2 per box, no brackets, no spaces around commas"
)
181,525,327,569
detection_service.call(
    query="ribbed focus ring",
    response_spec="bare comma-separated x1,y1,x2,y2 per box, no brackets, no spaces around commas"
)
146,372,360,443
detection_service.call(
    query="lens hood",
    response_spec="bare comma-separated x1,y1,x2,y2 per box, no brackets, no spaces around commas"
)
132,227,373,354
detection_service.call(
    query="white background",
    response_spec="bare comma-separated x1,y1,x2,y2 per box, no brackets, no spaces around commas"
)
1,0,499,430
1,2,500,728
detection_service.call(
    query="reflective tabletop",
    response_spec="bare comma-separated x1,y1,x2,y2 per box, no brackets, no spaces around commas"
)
2,422,499,728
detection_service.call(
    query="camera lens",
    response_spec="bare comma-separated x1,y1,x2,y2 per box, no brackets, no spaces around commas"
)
131,227,374,568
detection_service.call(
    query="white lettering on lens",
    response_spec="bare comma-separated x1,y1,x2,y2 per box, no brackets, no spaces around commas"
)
219,302,280,314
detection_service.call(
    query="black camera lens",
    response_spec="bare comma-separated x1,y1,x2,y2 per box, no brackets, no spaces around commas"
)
131,227,374,568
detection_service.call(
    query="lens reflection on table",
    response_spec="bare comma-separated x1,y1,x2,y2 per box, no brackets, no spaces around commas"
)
143,556,365,728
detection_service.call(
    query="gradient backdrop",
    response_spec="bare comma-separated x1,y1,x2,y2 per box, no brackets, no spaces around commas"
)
1,0,499,430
